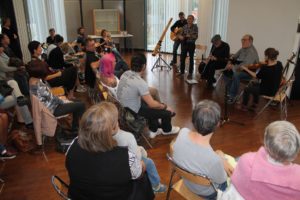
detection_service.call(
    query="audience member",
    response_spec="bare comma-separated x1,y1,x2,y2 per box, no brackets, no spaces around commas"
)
98,53,118,98
241,48,283,111
47,34,73,69
225,121,300,200
99,29,123,62
224,34,259,104
0,111,16,159
117,53,180,138
0,33,29,95
84,38,100,89
46,28,56,44
27,41,77,99
173,100,233,199
1,17,23,59
113,128,167,193
66,102,144,199
27,61,85,152
76,27,86,50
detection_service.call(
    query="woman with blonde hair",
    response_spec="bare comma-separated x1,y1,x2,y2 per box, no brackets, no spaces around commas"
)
66,102,154,200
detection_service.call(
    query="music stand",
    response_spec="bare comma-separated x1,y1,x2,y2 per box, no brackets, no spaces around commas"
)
151,43,172,71
221,79,245,126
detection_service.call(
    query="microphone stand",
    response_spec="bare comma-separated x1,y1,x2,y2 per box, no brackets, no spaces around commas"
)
221,80,245,126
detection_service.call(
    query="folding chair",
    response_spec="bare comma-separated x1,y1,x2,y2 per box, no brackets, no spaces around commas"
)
51,175,70,200
166,154,217,200
255,80,294,120
0,159,5,194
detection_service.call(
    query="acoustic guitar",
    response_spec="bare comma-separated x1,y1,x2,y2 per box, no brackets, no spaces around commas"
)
170,27,183,41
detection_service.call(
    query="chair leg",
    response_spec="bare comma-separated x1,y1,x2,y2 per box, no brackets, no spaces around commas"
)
141,133,153,149
255,98,274,119
166,169,176,200
215,73,223,87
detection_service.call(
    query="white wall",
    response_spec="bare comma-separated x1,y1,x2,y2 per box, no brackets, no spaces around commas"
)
227,0,300,61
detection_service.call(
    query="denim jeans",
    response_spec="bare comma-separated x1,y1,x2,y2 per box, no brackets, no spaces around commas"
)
172,40,181,63
203,181,227,200
142,157,160,187
224,71,251,98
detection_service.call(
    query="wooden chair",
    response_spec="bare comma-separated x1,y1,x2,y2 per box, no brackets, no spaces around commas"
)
51,175,70,200
166,153,217,200
255,79,294,120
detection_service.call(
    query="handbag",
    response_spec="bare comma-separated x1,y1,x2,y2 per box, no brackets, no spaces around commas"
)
10,129,35,152
119,107,147,141
0,80,13,97
128,173,155,200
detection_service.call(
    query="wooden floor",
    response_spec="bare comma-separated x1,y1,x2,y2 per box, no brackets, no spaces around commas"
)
1,52,300,200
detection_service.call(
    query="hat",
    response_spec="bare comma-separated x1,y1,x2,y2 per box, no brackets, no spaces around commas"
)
211,34,221,43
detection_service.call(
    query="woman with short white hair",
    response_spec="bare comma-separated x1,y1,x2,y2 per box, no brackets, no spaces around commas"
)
222,121,300,200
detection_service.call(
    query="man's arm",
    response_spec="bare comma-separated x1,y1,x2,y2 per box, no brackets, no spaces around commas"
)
170,20,179,32
142,94,166,109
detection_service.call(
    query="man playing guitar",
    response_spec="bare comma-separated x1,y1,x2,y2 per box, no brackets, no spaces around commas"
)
170,12,187,66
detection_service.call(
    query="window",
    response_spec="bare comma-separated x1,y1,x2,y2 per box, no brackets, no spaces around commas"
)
211,0,229,41
26,0,67,42
146,0,199,53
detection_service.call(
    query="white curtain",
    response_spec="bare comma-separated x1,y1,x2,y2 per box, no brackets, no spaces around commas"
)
26,0,67,42
211,0,229,41
146,0,199,53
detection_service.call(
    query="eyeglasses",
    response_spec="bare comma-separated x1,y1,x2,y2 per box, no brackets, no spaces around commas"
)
241,38,249,41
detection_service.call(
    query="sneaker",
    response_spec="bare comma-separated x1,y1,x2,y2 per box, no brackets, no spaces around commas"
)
152,183,167,193
149,129,162,139
227,97,236,105
161,126,180,136
76,85,87,93
0,151,16,160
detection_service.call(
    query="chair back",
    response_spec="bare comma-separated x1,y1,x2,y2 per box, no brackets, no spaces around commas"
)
51,175,71,200
166,154,214,187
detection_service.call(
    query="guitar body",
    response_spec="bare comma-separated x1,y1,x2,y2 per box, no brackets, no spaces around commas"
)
170,27,183,41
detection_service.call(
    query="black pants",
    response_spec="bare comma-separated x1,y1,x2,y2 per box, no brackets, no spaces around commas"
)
180,42,195,74
138,102,172,132
201,61,227,85
242,82,260,106
171,40,181,63
53,101,85,131
48,66,77,91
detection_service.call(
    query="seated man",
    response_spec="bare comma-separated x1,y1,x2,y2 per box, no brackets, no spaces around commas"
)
84,38,100,90
224,34,259,104
173,100,233,199
117,53,180,138
113,128,167,193
201,34,230,88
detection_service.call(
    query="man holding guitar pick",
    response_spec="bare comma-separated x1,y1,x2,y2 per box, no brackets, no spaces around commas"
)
170,12,187,67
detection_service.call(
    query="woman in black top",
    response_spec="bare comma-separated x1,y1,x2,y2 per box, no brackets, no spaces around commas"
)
66,102,144,200
241,48,283,111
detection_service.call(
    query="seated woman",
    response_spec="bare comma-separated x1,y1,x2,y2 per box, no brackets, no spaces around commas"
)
173,100,233,199
240,48,283,111
225,121,300,200
27,62,85,152
27,41,78,99
100,29,123,62
113,128,167,193
66,102,145,200
98,53,119,98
